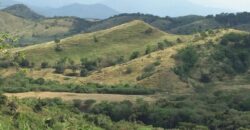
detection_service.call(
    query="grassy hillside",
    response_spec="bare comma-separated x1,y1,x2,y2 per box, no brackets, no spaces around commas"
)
14,20,176,65
4,28,244,92
2,4,44,20
0,11,93,45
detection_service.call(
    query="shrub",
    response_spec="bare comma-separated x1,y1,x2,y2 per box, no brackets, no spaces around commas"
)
124,67,133,74
80,68,88,77
54,63,65,74
173,46,198,77
41,62,49,68
145,28,153,34
93,36,98,43
55,44,63,52
145,46,152,55
176,38,183,43
54,38,60,44
157,42,165,50
0,94,7,105
130,51,140,60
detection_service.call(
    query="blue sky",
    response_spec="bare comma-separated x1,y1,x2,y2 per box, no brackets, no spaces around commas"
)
13,0,250,16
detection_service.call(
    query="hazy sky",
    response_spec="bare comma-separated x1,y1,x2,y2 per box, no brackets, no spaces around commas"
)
14,0,250,11
12,0,250,16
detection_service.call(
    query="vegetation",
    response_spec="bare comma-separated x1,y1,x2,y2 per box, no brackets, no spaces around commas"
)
0,95,156,130
89,89,250,129
0,72,156,95
173,46,199,78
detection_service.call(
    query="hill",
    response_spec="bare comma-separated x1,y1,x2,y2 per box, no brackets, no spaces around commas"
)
2,4,44,20
0,11,93,45
32,3,119,19
5,28,248,93
13,20,168,65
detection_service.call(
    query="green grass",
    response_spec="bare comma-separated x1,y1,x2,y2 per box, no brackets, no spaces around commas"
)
0,11,92,45
15,20,180,66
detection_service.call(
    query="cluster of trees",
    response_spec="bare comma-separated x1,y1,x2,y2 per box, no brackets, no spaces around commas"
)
174,32,250,83
0,95,155,130
85,89,250,129
173,46,199,79
212,12,250,26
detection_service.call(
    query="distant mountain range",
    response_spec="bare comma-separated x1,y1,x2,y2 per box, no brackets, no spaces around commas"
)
0,0,118,19
1,0,233,19
31,3,119,19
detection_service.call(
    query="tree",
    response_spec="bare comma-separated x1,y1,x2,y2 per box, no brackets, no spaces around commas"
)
54,38,60,44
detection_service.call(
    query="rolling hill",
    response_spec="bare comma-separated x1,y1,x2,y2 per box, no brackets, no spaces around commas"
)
0,8,93,45
2,4,44,20
13,20,171,65
4,25,247,93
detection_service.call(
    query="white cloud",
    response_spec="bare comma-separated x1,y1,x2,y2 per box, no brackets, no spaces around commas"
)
189,0,250,11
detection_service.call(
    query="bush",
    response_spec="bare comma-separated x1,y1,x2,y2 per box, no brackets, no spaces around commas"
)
54,64,65,74
145,28,153,34
0,94,7,105
124,67,133,74
55,44,63,52
80,68,88,77
157,42,165,50
173,46,199,77
41,62,49,68
130,51,140,60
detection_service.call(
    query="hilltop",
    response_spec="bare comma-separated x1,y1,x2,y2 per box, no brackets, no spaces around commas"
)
13,20,170,65
2,4,44,20
0,10,93,45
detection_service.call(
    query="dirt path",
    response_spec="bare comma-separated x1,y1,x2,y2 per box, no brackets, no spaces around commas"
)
4,92,155,102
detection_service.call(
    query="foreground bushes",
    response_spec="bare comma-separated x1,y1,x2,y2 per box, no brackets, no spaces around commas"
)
88,89,250,129
0,73,155,95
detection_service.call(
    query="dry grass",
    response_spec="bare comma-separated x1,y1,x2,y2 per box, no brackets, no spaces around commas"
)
4,92,155,102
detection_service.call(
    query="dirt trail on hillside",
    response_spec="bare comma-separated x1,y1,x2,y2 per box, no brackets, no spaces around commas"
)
4,92,155,102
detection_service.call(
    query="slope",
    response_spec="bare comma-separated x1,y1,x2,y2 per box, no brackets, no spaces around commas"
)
2,4,44,20
0,11,93,45
7,29,242,93
14,20,170,65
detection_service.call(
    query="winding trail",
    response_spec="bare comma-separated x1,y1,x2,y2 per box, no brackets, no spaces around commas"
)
4,92,155,102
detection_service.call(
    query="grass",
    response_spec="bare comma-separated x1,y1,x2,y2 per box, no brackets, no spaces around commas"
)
14,20,178,65
0,11,92,45
2,19,247,94
5,92,154,102
3,27,243,93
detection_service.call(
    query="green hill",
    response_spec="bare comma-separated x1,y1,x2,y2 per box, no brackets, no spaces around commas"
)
0,11,93,45
14,20,173,65
2,4,44,20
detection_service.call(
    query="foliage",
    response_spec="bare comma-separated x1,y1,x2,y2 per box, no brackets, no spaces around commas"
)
130,51,140,60
0,74,156,95
89,89,250,129
173,46,199,77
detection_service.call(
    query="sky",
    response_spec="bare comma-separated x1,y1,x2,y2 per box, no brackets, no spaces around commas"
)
12,0,250,16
